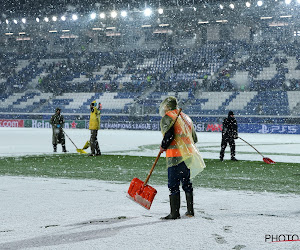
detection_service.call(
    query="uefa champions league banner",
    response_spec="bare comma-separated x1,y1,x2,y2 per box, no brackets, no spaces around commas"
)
98,121,160,130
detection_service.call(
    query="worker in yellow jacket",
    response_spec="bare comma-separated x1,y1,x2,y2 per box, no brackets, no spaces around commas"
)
159,96,206,219
89,100,101,156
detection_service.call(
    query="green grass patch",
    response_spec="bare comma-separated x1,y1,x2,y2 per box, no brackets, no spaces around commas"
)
0,154,299,194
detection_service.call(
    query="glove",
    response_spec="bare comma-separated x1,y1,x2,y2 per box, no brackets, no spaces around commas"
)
234,133,238,139
56,124,61,128
159,146,167,154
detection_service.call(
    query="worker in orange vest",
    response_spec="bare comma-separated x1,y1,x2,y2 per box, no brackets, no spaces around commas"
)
159,96,206,220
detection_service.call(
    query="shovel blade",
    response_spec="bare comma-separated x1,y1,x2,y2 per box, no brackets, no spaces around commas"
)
263,157,275,164
127,178,157,210
77,149,87,154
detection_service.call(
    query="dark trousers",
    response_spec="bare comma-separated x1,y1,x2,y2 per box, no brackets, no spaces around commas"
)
220,136,235,159
52,128,65,145
168,161,193,196
90,130,100,155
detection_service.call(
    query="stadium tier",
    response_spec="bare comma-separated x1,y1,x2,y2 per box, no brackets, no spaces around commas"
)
1,90,299,117
0,41,300,116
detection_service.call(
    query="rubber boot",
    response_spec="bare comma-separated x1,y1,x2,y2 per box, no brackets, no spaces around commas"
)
185,192,194,217
53,144,57,152
161,193,180,220
62,145,67,153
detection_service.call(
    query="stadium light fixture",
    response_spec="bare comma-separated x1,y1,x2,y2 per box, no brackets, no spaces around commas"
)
90,12,96,19
52,16,57,22
285,0,292,4
121,11,127,17
229,3,234,9
297,0,300,3
198,21,209,24
44,17,49,22
220,4,224,10
246,2,251,7
21,18,26,24
13,19,18,24
111,11,117,18
100,12,106,19
5,19,9,24
61,16,66,21
257,1,263,6
144,8,152,16
36,17,40,22
72,14,78,21
158,8,164,14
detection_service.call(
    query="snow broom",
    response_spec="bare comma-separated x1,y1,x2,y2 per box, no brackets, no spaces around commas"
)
63,130,87,154
238,137,275,164
127,108,182,209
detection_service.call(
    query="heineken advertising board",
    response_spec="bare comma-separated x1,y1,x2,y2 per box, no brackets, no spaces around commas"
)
24,120,86,129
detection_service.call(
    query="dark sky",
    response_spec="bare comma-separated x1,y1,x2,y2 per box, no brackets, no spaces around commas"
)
1,0,223,16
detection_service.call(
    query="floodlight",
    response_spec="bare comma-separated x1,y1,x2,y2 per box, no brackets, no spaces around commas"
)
100,12,106,19
111,11,117,18
229,3,234,9
220,4,224,9
144,8,152,16
61,16,66,21
246,2,251,7
72,14,78,21
297,0,300,3
44,17,49,22
13,19,18,24
285,0,292,4
158,8,164,14
36,17,40,22
90,13,96,19
5,20,9,24
21,18,26,24
52,16,57,22
257,1,263,6
121,11,127,17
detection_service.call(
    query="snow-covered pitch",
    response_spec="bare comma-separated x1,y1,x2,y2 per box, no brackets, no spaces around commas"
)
0,128,300,249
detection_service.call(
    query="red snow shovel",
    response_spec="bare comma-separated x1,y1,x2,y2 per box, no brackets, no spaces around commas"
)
238,137,275,164
127,151,162,210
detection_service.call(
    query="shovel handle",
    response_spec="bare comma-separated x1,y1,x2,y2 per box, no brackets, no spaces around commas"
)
143,108,182,186
62,129,78,149
144,151,162,186
238,136,264,157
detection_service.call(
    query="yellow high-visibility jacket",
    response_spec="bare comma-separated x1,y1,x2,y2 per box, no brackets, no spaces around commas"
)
89,107,100,130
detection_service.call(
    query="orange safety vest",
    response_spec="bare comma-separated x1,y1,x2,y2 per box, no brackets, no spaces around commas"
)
165,110,194,158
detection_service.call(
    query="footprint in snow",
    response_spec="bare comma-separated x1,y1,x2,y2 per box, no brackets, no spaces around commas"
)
213,234,227,244
223,225,233,233
232,245,246,250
